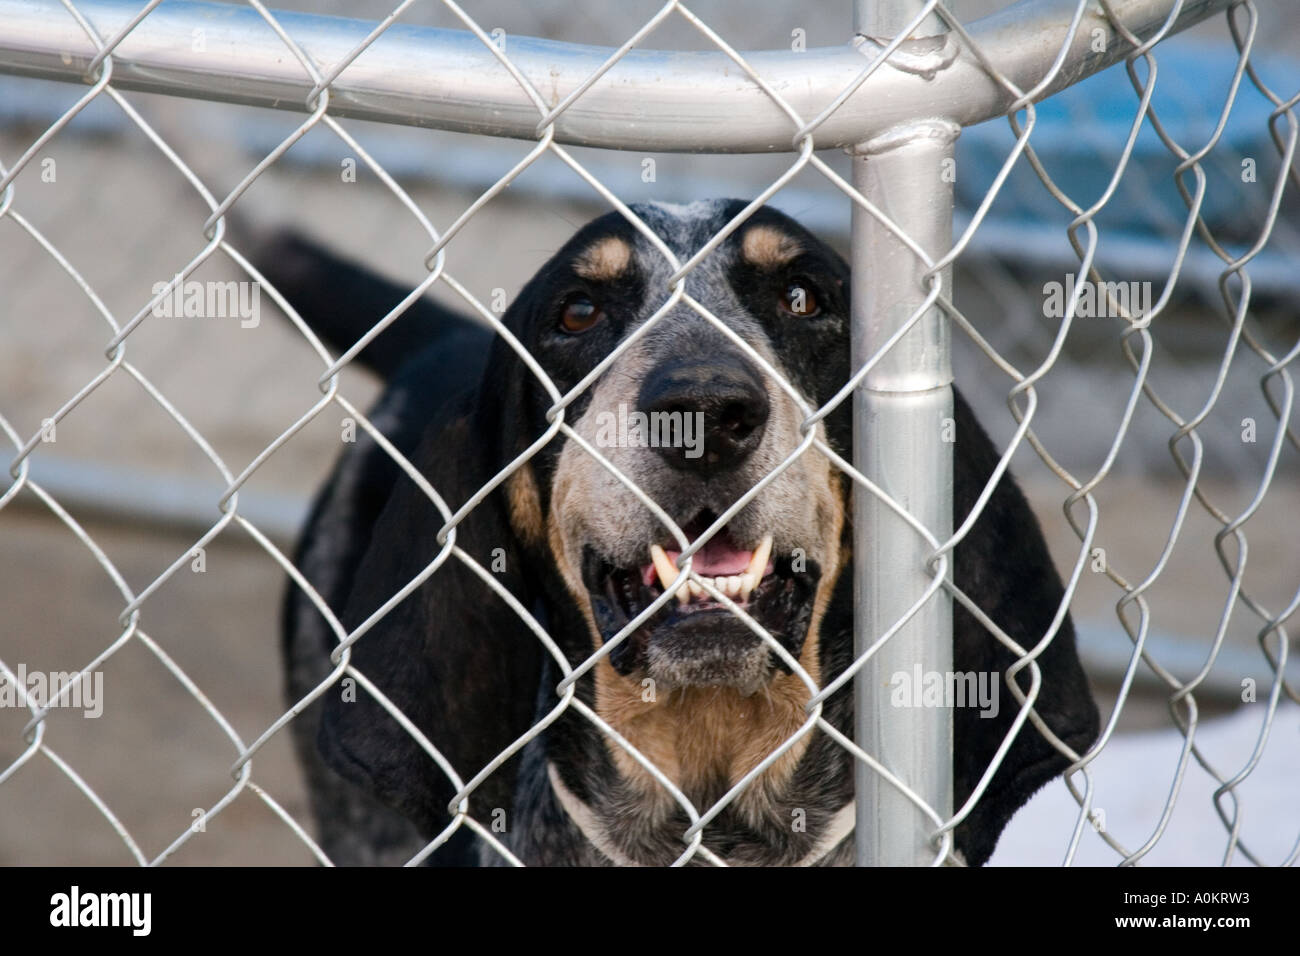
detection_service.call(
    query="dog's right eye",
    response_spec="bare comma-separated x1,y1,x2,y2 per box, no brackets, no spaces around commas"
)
779,279,821,318
560,294,605,334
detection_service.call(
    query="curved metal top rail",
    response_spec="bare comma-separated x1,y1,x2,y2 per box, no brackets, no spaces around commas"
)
0,0,1232,152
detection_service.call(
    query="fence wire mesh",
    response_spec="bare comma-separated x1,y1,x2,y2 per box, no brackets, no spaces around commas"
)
0,0,1297,866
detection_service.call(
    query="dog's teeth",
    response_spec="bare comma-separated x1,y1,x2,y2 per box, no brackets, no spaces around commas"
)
739,534,773,601
747,534,773,582
649,543,681,595
658,561,769,605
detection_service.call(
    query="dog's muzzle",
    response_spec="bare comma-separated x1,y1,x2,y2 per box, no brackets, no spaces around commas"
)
579,351,822,692
582,517,820,693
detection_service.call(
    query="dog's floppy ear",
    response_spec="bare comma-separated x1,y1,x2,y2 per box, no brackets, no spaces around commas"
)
318,336,546,845
949,388,1100,866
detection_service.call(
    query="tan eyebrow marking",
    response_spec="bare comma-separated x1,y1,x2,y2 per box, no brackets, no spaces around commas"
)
741,225,803,269
573,236,633,282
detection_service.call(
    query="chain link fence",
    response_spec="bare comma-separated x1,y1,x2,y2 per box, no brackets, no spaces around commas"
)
1,0,1297,866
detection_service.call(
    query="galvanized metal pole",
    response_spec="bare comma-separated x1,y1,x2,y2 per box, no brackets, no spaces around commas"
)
852,0,955,866
0,0,1237,152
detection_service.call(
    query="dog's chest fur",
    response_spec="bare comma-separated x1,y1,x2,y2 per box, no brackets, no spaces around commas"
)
492,668,857,866
499,745,856,867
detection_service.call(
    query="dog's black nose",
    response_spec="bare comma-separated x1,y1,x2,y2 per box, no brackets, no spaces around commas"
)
638,355,769,474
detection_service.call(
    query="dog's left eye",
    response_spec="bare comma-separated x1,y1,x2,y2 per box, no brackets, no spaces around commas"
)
560,294,605,334
779,280,820,317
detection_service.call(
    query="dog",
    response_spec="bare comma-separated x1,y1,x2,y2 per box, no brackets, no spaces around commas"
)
262,199,1099,866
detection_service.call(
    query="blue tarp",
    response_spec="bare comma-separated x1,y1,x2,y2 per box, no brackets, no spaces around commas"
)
956,38,1292,241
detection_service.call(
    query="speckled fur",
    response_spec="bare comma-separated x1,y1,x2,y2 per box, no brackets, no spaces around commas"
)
267,203,1099,867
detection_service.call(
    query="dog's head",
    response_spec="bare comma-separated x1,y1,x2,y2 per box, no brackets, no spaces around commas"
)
498,200,852,697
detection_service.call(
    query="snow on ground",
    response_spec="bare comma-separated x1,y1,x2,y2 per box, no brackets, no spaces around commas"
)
989,702,1299,866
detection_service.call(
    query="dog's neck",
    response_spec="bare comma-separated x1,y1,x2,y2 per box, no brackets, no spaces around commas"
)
592,663,819,804
546,760,855,866
508,661,856,866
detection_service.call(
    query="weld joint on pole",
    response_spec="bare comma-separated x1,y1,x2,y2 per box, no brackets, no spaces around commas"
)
848,117,960,157
850,30,958,81
852,28,956,74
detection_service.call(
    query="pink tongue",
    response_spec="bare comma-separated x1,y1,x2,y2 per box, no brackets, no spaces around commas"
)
638,533,756,587
669,537,753,577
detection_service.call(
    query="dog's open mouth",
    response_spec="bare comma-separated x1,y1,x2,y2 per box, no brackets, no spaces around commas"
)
645,528,773,606
580,512,820,690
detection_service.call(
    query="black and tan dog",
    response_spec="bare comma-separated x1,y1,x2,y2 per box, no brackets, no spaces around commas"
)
264,199,1098,867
